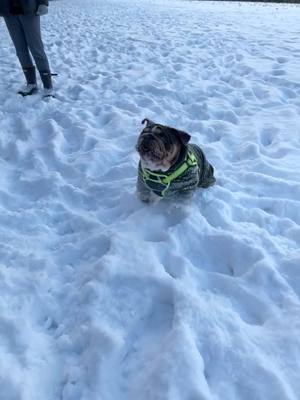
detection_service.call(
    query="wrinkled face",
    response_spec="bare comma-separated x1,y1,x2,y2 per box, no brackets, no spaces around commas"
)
136,120,191,172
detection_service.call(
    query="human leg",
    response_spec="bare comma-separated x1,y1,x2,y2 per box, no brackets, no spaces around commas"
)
20,15,53,90
4,15,37,85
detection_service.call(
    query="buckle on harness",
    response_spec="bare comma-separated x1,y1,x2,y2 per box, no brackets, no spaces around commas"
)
186,152,197,167
142,169,167,184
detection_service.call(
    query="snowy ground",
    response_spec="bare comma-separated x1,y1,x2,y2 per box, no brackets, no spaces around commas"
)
0,0,300,399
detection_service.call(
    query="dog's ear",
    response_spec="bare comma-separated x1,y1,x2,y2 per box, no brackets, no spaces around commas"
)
169,128,191,145
141,118,155,127
178,130,191,145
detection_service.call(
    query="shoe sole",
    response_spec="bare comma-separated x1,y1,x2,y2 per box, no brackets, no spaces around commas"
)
18,88,38,97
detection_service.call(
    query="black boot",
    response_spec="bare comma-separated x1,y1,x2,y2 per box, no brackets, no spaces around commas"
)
24,66,37,84
40,70,54,97
18,66,38,96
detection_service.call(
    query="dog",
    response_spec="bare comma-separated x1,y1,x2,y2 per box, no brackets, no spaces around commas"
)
136,118,216,202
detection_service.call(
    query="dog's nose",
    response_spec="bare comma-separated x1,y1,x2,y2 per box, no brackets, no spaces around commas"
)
142,133,155,146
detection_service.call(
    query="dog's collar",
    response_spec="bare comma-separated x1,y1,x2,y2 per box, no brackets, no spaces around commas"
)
141,150,198,197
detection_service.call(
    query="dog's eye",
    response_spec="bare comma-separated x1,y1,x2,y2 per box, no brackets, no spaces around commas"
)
157,133,167,143
159,136,171,151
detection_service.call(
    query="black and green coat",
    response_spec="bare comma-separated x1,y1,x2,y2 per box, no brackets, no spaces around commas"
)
137,144,215,199
0,0,48,16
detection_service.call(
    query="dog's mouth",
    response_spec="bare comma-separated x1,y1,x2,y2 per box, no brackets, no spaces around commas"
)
136,134,165,160
139,152,168,172
141,158,170,172
137,143,175,172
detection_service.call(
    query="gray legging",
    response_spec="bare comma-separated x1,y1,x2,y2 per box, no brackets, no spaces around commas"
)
4,14,50,75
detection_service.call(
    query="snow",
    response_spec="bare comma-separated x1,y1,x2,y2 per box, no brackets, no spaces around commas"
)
0,0,300,399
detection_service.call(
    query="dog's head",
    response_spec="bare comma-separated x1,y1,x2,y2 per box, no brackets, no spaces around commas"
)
136,119,191,171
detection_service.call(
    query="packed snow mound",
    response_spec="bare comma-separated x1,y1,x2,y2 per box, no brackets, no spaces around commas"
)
0,0,300,399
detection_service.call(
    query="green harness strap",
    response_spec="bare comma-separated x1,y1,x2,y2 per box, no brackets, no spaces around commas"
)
142,151,198,197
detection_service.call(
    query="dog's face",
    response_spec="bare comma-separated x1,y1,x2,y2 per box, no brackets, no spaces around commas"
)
136,119,191,171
